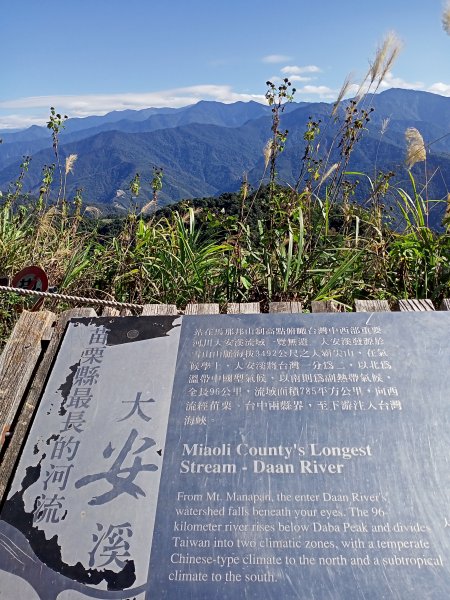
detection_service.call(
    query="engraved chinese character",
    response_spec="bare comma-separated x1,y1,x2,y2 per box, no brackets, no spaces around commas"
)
67,387,93,409
89,328,108,345
75,429,158,505
33,494,66,523
43,464,74,491
60,411,86,433
119,391,155,422
51,436,80,461
74,366,100,386
89,522,132,568
81,348,104,364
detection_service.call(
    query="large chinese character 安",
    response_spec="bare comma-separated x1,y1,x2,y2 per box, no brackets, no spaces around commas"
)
74,429,158,505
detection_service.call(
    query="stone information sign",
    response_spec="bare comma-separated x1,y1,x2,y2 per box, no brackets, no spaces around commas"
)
0,312,449,599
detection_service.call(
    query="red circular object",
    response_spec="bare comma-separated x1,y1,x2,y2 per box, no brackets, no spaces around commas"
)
12,266,49,292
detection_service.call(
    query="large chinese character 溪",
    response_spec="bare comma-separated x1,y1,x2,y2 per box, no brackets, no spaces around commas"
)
88,522,132,568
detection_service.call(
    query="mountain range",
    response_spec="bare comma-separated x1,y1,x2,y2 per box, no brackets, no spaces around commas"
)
0,89,449,227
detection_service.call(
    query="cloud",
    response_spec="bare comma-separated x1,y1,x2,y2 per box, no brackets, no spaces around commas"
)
427,82,450,96
289,75,312,83
2,76,449,130
346,71,450,98
266,64,321,86
0,85,267,129
262,54,292,64
207,58,230,67
281,65,321,75
0,114,49,129
345,71,426,99
296,85,335,99
378,71,450,97
378,71,424,91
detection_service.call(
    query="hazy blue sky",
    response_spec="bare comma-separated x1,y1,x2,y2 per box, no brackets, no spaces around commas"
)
1,0,449,129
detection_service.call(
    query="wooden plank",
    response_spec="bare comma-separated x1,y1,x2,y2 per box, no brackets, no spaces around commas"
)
120,309,132,316
355,300,390,312
269,302,302,313
440,299,450,311
227,303,260,314
311,300,343,313
101,306,121,317
0,311,55,450
184,303,220,315
398,299,435,312
0,308,96,501
141,304,178,316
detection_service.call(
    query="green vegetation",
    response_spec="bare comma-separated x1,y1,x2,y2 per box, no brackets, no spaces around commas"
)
0,33,449,346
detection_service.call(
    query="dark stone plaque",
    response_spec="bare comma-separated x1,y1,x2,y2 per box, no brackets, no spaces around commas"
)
0,312,449,599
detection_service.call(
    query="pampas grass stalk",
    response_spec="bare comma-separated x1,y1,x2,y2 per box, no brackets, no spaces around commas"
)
443,1,450,34
332,74,352,116
355,31,402,101
65,154,78,175
263,139,274,170
405,128,426,169
381,118,390,135
62,154,78,203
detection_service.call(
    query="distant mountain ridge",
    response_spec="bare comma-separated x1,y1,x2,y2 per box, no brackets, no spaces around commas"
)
0,89,449,228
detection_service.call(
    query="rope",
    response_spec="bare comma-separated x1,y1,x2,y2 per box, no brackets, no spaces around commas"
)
0,285,143,310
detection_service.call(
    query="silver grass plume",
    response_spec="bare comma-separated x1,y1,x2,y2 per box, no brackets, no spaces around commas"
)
381,118,390,135
445,193,450,228
351,32,402,106
405,128,426,169
65,154,77,175
263,139,274,170
332,74,353,116
140,200,157,214
443,1,450,34
319,163,339,185
369,31,402,86
379,42,402,84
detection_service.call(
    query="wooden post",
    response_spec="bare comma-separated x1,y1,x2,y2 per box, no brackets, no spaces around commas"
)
101,307,121,317
397,299,435,311
141,304,178,316
311,300,343,313
0,308,96,501
440,299,450,311
0,310,55,451
227,303,260,314
184,303,220,315
269,302,302,313
355,300,390,312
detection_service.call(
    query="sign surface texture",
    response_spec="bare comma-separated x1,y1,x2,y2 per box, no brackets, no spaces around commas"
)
0,313,449,599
